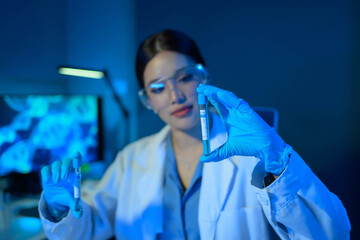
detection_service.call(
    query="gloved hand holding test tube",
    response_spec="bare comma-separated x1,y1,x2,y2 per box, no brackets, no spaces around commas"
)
196,84,290,175
41,152,83,221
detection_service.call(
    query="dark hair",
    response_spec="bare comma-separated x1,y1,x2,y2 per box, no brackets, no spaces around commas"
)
135,29,206,89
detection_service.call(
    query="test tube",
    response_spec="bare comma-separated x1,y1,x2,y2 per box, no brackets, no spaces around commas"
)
198,93,211,156
73,152,83,216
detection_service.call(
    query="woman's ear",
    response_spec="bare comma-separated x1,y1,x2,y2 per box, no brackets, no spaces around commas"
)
146,98,157,114
147,98,156,113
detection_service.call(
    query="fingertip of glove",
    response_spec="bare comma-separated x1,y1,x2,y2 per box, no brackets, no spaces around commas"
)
196,84,205,92
40,166,50,183
199,156,210,163
200,154,217,163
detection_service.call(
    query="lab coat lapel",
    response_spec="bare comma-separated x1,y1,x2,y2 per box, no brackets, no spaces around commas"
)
199,113,236,239
136,126,170,239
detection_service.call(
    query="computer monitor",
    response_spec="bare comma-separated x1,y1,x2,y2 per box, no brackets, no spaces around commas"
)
0,94,103,194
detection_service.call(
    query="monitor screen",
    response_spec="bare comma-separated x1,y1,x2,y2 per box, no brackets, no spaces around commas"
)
0,95,103,177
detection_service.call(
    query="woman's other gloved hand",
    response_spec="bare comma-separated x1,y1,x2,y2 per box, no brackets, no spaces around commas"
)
41,156,82,222
196,84,292,175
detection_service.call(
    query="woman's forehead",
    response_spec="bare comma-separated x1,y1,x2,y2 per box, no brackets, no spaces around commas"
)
143,51,195,84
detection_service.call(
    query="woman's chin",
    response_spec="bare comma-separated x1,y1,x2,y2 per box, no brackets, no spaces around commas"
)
169,116,201,132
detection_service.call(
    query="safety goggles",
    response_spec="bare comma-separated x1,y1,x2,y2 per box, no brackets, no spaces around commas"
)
138,64,208,109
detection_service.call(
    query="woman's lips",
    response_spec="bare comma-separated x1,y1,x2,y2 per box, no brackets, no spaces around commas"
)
172,105,193,117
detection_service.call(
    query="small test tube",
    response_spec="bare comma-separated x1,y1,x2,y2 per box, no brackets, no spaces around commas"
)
198,93,211,156
73,152,83,216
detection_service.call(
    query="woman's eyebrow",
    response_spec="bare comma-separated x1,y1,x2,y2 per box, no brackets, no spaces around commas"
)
147,78,161,87
146,65,190,87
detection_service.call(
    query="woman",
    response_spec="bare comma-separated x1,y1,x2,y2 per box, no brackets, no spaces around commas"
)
40,30,350,239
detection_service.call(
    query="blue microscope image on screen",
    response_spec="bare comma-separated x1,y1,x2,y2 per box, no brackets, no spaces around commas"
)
0,95,101,176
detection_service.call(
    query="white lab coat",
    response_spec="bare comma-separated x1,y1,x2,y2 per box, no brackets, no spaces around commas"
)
39,113,351,240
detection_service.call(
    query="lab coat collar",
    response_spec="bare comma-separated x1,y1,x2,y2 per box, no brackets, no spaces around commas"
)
136,125,171,238
199,112,237,239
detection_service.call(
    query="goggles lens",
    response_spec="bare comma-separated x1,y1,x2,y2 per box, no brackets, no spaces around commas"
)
138,64,207,109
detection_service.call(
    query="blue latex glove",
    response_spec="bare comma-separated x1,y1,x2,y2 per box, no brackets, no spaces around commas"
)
41,155,82,221
196,84,291,175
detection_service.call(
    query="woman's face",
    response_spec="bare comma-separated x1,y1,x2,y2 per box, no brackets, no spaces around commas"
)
143,51,202,131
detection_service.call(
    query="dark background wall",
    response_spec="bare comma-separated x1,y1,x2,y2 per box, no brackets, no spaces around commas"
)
0,1,67,92
135,0,360,237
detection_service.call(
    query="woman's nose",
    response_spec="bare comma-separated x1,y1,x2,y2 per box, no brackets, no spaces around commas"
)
168,80,185,104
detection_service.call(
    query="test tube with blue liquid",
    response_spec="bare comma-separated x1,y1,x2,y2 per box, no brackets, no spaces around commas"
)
73,152,83,216
198,93,211,156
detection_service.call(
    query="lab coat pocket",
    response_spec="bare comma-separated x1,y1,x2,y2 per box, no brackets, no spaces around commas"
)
215,207,268,239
